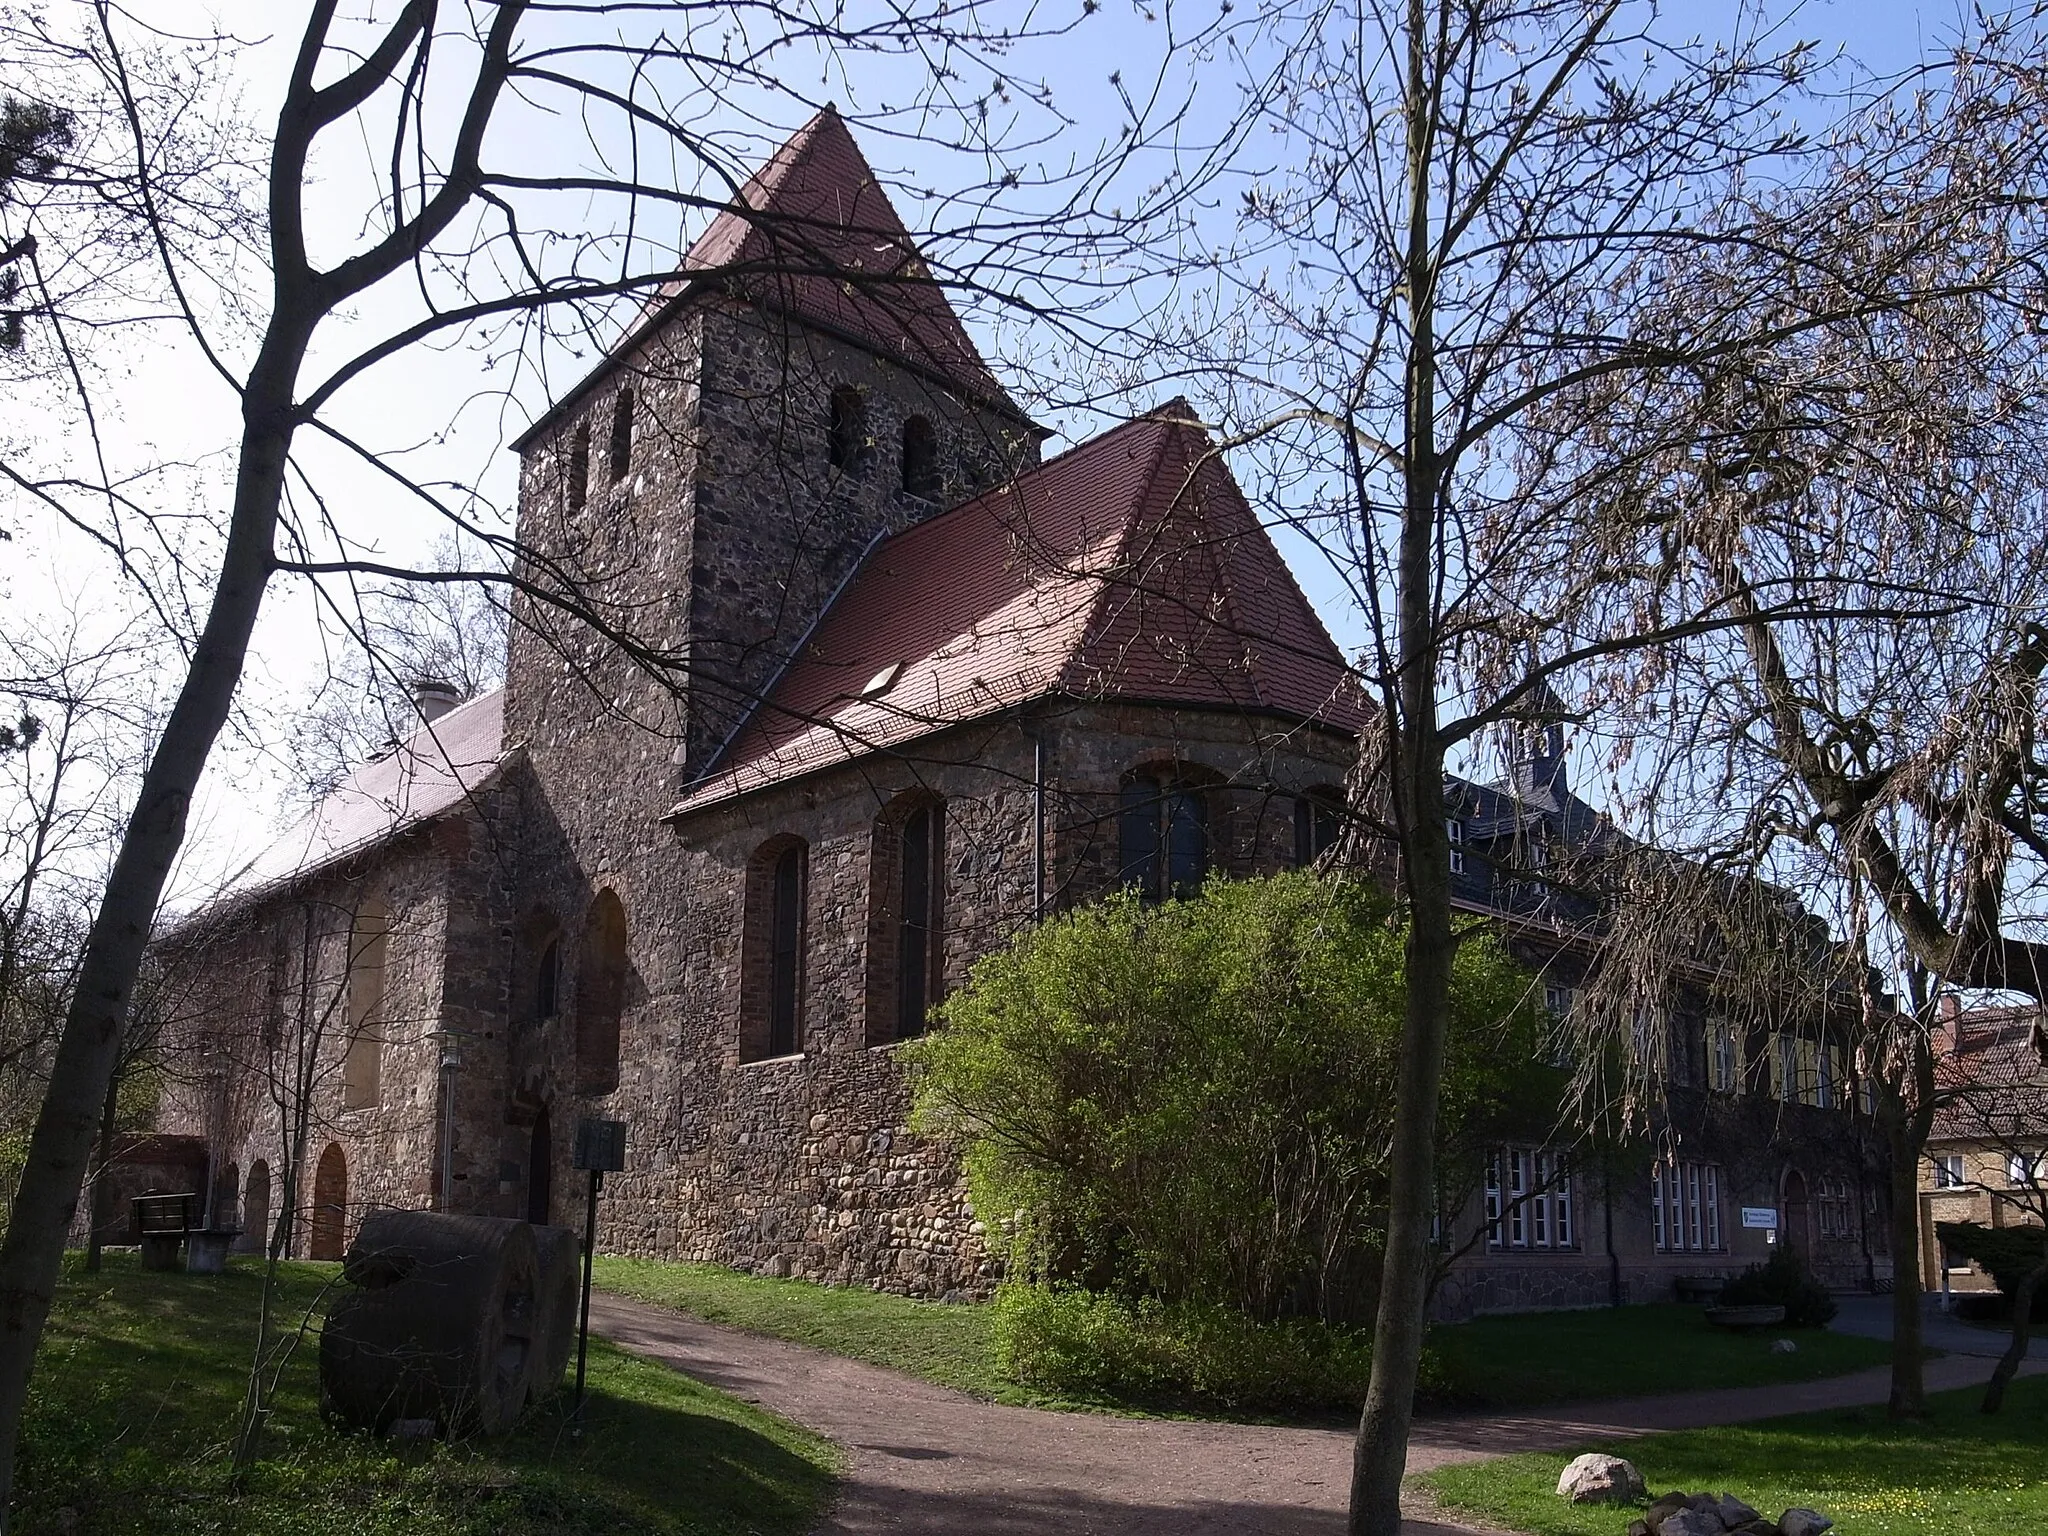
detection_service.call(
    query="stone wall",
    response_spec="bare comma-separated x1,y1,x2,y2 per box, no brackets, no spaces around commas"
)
155,811,503,1257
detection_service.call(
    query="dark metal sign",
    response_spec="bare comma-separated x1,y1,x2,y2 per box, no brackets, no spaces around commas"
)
573,1117,626,1172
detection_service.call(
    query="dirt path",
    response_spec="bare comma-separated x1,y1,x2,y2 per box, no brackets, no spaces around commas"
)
590,1292,2040,1536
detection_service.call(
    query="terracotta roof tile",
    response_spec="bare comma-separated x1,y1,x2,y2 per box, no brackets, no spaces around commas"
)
201,691,509,913
670,406,1368,812
635,107,1016,412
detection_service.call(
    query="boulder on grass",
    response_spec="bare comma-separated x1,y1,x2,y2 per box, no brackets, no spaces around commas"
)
1643,1492,1694,1531
1660,1512,1726,1536
1778,1511,1833,1536
1714,1493,1762,1527
1557,1453,1647,1504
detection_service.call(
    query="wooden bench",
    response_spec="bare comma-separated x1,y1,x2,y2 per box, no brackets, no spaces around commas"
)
132,1192,196,1271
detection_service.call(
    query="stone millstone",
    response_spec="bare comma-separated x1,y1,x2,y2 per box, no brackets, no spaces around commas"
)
1557,1453,1648,1504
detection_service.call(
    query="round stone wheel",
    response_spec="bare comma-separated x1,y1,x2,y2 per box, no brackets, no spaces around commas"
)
529,1223,581,1402
320,1211,540,1437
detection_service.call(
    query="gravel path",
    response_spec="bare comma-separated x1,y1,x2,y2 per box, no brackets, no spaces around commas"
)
590,1292,2042,1536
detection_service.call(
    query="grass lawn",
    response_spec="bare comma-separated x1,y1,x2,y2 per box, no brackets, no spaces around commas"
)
1426,1304,1897,1410
17,1251,838,1536
1420,1374,2048,1536
594,1259,1897,1415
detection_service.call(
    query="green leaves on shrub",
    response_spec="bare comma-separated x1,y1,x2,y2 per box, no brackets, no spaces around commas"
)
909,871,1560,1325
990,1280,1423,1412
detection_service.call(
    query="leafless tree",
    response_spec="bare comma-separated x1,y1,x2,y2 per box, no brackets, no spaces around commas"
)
0,0,1237,1516
1500,19,2048,1417
1121,2,2048,1523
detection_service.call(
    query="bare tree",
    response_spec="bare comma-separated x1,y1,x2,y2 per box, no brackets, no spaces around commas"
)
0,0,1234,1516
1109,2,2048,1523
1502,17,2048,1416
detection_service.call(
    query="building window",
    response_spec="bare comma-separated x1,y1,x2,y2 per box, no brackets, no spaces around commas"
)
1447,817,1466,874
1817,1176,1854,1239
1487,1147,1575,1251
1815,1038,1837,1109
1119,769,1209,902
828,385,866,471
1544,984,1575,1019
744,838,808,1061
1932,1153,1967,1189
867,796,946,1045
1652,1158,1723,1253
343,896,388,1110
1772,1032,1799,1102
1293,788,1344,866
1707,1019,1740,1093
608,387,634,480
567,421,590,512
901,414,940,498
576,890,626,1095
2009,1152,2045,1186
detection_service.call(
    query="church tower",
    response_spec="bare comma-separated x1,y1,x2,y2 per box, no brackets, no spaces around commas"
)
504,108,1043,861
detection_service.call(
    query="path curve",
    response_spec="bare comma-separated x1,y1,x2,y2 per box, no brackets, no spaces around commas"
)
590,1291,2039,1536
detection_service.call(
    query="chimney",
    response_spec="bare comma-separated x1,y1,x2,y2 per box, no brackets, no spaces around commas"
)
412,679,463,725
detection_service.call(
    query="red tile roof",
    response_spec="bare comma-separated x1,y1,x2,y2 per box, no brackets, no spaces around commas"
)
192,691,511,919
640,106,1017,414
670,405,1368,812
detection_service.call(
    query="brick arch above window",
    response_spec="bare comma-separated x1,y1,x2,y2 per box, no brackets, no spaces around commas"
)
865,791,946,1047
742,835,808,1063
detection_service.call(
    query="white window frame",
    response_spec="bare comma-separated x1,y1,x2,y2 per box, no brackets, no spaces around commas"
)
1933,1154,1967,1190
1447,818,1465,875
1654,1158,1726,1253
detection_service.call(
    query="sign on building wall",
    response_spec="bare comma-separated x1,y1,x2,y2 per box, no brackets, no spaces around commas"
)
1740,1206,1778,1229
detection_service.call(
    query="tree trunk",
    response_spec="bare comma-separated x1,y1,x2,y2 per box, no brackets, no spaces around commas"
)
1885,1111,1928,1417
79,1070,122,1275
1350,7,1448,1524
1981,1257,2044,1415
0,335,305,1524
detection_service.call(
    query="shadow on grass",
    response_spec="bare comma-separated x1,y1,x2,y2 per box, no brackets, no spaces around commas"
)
15,1252,835,1536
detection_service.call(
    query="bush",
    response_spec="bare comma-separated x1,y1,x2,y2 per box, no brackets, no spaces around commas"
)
990,1280,1423,1412
909,872,1558,1325
1719,1244,1837,1327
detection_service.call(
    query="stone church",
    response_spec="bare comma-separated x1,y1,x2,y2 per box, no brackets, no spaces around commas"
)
155,108,1364,1295
154,109,1887,1313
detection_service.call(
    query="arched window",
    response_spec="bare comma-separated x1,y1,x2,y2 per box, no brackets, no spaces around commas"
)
310,1142,348,1261
1293,786,1345,866
900,414,940,498
343,896,387,1109
866,795,946,1045
1119,768,1210,902
567,421,591,512
576,890,626,1095
742,837,807,1061
828,385,866,471
608,387,635,480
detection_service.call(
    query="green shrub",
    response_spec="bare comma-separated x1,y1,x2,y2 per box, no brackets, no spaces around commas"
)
990,1280,1420,1411
1720,1244,1837,1326
1938,1220,2048,1318
909,872,1558,1325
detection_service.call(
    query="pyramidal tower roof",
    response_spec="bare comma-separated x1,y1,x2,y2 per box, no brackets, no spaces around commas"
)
666,106,1019,413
